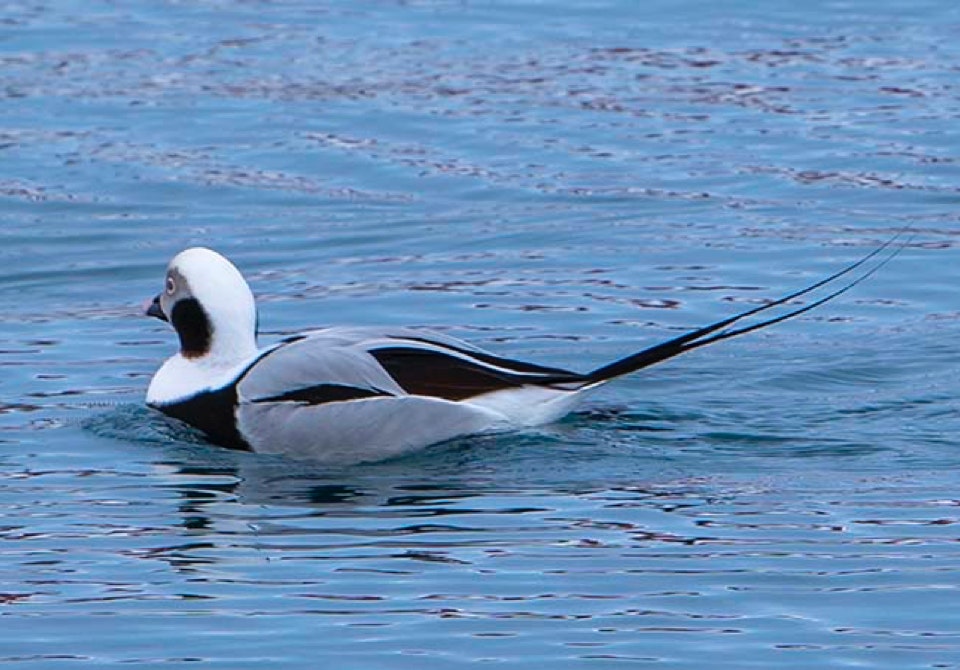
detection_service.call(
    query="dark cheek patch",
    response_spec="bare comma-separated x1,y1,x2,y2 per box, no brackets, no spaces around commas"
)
170,298,213,358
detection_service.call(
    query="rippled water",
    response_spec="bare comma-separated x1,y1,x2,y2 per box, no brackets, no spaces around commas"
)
2,0,959,667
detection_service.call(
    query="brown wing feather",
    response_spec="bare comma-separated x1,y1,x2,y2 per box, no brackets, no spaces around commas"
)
369,347,583,401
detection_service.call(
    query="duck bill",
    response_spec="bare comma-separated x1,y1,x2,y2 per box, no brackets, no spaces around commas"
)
145,294,168,322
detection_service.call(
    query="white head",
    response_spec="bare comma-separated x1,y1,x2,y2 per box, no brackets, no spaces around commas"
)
146,247,259,367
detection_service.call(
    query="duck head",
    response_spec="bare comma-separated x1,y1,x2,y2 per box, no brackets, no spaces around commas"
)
146,247,258,366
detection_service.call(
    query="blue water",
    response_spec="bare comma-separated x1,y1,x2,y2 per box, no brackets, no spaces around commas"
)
2,0,959,667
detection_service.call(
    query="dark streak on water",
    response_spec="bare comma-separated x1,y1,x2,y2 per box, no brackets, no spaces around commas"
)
1,1,960,668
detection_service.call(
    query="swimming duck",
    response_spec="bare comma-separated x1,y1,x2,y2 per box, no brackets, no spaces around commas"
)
146,243,894,463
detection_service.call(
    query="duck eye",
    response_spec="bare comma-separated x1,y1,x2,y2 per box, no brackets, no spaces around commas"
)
165,276,176,294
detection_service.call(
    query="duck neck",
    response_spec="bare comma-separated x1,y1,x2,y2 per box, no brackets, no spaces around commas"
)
147,346,256,405
199,325,258,367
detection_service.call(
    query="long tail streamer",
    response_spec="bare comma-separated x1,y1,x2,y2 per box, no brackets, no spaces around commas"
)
584,230,910,385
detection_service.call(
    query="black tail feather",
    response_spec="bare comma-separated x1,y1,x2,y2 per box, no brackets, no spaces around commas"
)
584,232,908,385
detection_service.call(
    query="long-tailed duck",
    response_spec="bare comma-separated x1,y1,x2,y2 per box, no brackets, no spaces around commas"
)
146,241,898,463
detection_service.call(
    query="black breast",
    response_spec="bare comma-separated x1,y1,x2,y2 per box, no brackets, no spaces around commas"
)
152,382,251,451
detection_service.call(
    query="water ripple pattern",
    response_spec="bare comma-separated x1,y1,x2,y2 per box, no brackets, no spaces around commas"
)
1,0,958,667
